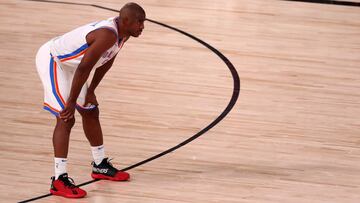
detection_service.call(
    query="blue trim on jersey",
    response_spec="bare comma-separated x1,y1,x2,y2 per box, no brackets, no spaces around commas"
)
49,57,65,109
57,43,89,59
43,106,59,117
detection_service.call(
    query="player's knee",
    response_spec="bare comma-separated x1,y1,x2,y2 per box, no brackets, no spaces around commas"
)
67,117,76,128
80,107,99,120
56,116,76,129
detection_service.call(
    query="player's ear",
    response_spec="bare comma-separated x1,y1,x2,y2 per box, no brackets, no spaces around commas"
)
122,17,129,26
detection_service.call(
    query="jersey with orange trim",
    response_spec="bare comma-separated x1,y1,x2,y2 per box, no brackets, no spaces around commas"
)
49,16,126,70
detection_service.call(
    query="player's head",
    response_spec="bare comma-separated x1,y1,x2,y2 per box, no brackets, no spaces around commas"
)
119,2,146,37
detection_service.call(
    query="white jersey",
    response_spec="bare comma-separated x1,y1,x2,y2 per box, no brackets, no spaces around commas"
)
49,16,126,70
36,17,127,116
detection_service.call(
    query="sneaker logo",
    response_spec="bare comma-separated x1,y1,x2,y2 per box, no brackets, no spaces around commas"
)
93,168,108,174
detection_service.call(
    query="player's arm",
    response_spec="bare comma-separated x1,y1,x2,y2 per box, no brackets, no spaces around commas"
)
60,29,116,121
84,55,117,107
88,54,117,94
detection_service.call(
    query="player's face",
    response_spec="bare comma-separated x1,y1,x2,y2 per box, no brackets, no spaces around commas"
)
128,14,145,37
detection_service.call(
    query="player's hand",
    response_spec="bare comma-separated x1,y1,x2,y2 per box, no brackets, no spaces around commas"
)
60,101,76,122
84,91,99,107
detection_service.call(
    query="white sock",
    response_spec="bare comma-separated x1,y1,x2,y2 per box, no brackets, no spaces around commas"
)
91,145,105,165
54,158,67,179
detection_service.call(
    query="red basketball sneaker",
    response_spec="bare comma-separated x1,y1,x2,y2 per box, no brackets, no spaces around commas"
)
50,173,87,198
91,158,130,181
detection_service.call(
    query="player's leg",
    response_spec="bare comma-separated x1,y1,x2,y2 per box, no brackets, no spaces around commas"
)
76,94,129,181
50,116,88,198
53,116,75,157
78,106,103,147
52,116,74,180
76,86,106,165
35,42,86,198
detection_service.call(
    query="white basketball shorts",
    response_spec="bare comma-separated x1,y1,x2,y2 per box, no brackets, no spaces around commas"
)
35,41,96,116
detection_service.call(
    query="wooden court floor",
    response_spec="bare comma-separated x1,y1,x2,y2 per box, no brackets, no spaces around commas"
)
0,0,360,202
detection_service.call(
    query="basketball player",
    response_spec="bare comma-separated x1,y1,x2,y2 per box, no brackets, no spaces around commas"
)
35,2,145,198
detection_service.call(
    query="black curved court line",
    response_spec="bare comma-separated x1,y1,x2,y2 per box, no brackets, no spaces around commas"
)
284,0,360,7
19,0,240,202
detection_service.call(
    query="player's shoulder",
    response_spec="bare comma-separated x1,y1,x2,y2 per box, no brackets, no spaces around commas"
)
87,28,117,45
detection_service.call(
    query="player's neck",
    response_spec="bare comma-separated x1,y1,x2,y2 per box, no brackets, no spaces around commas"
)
118,27,129,39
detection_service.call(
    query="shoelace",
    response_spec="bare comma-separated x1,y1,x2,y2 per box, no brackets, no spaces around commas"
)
91,158,119,172
106,158,118,171
107,158,114,167
62,176,77,189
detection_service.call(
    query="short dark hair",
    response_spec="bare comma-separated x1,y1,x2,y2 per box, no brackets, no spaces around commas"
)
119,2,145,19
